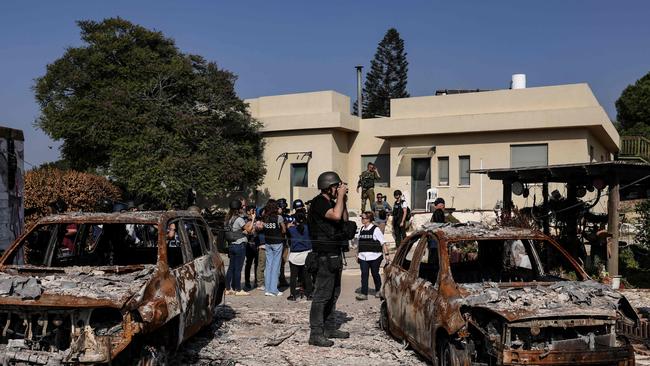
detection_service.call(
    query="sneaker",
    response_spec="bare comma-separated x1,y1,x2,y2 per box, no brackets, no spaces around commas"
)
265,292,276,297
356,294,368,301
258,286,266,291
225,289,235,296
354,287,362,294
275,291,283,296
287,295,297,301
374,292,381,298
324,329,350,339
235,290,250,296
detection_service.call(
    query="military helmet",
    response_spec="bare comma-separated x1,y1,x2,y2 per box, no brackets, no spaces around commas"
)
229,200,242,210
292,199,305,210
277,198,288,209
317,171,342,190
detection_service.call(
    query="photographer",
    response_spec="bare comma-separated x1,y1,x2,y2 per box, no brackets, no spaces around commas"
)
307,171,350,347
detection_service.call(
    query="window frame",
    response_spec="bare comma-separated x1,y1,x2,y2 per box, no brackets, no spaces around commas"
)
437,156,449,186
459,155,471,186
291,163,309,188
166,218,193,267
510,143,549,168
183,218,208,259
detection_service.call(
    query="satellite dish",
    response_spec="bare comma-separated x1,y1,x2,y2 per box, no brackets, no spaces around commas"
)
512,181,524,196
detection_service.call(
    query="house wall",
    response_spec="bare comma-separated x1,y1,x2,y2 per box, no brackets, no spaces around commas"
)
0,128,24,250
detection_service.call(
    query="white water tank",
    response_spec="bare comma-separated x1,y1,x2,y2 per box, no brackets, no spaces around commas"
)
511,74,526,89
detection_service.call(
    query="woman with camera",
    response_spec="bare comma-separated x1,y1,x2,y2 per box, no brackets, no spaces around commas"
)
224,200,253,296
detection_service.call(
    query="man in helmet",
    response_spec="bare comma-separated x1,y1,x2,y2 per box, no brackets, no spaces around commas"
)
307,171,350,347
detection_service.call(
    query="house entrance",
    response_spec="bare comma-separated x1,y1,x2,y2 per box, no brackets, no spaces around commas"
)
411,158,431,210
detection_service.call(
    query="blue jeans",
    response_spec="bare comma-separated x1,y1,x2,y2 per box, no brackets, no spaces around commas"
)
265,243,283,294
226,243,246,291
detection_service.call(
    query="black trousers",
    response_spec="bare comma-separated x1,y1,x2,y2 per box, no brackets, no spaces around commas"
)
289,262,313,297
393,222,406,245
244,243,258,286
359,255,383,295
309,254,342,335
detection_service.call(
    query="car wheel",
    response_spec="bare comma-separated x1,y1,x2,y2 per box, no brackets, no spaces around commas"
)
379,300,390,333
136,345,170,366
438,337,467,366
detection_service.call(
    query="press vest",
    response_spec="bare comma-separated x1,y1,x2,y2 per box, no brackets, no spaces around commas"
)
358,225,382,253
263,216,283,244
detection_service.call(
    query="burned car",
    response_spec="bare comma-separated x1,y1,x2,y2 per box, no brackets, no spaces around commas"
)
380,223,637,365
0,211,225,364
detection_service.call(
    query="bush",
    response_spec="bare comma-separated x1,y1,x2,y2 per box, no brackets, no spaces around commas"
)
25,168,122,227
634,199,650,250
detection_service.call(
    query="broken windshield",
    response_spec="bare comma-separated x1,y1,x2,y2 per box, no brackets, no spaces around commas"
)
4,223,159,267
448,239,582,283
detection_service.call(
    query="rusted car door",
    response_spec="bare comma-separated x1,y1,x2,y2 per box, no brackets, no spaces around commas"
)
385,235,420,337
398,235,428,344
166,218,203,343
183,218,220,324
411,233,441,353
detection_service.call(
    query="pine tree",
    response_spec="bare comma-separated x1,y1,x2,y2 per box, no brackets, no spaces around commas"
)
360,28,409,118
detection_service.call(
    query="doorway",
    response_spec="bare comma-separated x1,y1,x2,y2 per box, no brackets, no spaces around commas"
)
290,163,308,204
411,158,431,210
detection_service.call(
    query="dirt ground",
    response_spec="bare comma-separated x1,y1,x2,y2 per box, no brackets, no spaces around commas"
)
172,255,650,366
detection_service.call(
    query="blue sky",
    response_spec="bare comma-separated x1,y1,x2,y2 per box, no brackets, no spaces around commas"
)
1,1,649,166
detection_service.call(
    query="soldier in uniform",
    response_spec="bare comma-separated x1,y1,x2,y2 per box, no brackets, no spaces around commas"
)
356,162,380,212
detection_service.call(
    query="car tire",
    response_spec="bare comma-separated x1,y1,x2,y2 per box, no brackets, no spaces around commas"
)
136,344,170,366
438,336,467,366
379,300,389,333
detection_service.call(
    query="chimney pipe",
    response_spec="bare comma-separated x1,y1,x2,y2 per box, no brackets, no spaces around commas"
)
355,65,363,118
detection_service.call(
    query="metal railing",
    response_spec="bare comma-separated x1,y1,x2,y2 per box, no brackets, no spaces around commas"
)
620,135,650,163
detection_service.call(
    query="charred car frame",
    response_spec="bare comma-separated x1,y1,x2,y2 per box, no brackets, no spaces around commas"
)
380,223,637,365
0,211,225,365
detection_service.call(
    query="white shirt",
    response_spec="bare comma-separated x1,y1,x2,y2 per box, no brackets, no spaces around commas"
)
358,223,386,261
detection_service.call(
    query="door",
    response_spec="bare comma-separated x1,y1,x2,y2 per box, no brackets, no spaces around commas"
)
411,158,431,210
290,163,308,203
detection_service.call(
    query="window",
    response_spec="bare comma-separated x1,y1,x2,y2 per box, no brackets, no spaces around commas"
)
196,223,213,253
6,223,159,267
459,156,470,186
291,163,308,187
184,220,206,258
417,235,440,284
438,157,449,186
361,154,390,187
510,144,548,168
449,240,536,283
396,235,423,271
166,219,189,268
589,145,595,162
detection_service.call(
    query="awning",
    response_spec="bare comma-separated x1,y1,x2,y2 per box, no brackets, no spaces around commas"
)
398,145,436,156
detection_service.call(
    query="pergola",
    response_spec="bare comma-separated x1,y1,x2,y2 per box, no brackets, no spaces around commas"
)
471,161,650,276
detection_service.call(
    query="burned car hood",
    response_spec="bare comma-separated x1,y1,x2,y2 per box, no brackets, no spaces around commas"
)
457,280,638,322
0,265,156,308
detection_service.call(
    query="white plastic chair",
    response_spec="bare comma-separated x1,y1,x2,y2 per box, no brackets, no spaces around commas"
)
425,188,438,212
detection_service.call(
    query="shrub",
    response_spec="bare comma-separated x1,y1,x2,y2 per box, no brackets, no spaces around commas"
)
24,168,122,227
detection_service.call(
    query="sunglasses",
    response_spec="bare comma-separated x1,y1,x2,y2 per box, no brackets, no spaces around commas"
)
361,216,369,219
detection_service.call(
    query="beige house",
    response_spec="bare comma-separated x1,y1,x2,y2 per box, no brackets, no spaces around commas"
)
246,83,619,213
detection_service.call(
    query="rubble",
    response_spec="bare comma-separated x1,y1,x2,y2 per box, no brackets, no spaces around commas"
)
173,299,425,366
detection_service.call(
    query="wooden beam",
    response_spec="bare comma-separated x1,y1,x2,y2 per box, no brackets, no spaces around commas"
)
607,175,620,276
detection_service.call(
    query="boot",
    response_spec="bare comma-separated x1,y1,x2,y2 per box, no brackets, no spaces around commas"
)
309,332,334,347
356,294,368,301
324,328,350,339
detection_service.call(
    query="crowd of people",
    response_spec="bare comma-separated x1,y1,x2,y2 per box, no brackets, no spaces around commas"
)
220,166,455,347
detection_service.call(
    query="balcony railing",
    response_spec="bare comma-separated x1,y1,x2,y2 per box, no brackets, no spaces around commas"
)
620,135,650,163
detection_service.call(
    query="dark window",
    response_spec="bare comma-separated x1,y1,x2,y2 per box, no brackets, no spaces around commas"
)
510,144,548,168
291,163,308,187
532,240,583,281
459,156,470,186
448,239,537,283
196,222,213,253
5,223,159,267
417,235,440,284
166,219,189,267
361,154,390,187
438,157,449,186
184,219,206,258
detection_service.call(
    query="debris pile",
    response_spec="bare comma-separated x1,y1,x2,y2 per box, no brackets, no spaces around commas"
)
174,299,424,366
460,281,625,319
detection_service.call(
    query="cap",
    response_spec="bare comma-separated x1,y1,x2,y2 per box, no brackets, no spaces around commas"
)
433,198,445,206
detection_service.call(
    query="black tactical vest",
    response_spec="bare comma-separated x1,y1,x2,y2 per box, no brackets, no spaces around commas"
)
358,225,382,253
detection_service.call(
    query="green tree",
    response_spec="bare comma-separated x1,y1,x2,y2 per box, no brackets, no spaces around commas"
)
360,28,409,118
34,18,265,208
616,71,650,136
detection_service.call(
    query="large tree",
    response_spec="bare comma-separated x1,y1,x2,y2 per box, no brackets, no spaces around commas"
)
34,18,265,207
360,28,409,118
616,71,650,136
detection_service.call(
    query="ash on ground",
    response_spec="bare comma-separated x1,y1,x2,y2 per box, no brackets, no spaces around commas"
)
173,296,425,366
